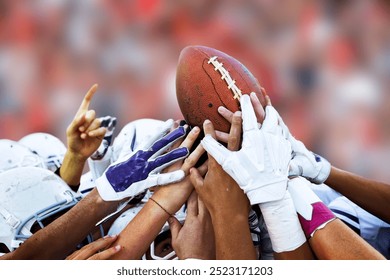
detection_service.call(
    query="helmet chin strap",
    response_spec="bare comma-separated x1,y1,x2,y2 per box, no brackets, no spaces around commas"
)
0,206,20,229
0,205,27,250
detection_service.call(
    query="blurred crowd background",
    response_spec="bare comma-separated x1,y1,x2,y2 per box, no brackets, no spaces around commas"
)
1,0,390,181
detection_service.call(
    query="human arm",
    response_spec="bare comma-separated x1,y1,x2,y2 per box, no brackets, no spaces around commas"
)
1,188,119,260
107,125,207,259
59,84,107,190
288,176,385,259
324,166,390,224
169,190,216,260
260,91,390,224
65,235,121,260
190,113,257,260
204,93,313,259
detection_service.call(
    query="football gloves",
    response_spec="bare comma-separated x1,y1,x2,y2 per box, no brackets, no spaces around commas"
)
275,114,331,184
96,120,189,201
201,94,291,205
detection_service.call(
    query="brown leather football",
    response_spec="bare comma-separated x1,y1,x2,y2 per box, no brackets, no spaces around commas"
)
176,45,264,133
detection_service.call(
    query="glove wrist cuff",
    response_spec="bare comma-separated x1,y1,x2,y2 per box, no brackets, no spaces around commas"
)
96,174,119,201
298,201,335,238
259,191,306,253
312,159,331,184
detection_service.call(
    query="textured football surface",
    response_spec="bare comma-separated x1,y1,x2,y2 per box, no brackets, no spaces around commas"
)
176,45,264,133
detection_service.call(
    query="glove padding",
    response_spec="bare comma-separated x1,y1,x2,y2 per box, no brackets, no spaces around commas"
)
96,123,189,201
201,94,291,205
275,113,331,184
91,116,117,160
288,139,331,184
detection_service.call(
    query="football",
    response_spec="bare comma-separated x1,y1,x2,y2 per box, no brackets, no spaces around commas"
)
176,45,264,133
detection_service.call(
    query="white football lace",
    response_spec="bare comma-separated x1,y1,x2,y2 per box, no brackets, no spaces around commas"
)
208,56,243,100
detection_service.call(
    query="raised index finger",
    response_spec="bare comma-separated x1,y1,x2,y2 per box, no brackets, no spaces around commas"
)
76,84,98,116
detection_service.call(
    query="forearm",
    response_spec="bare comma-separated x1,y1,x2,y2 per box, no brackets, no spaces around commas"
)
110,184,194,260
5,189,117,260
211,211,256,260
109,199,170,260
326,166,390,223
274,243,314,260
59,150,87,188
258,191,310,259
309,219,385,260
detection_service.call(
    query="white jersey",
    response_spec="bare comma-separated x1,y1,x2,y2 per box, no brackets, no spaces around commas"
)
328,196,390,259
310,183,341,205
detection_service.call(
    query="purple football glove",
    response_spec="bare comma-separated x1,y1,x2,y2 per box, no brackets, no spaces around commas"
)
96,124,189,201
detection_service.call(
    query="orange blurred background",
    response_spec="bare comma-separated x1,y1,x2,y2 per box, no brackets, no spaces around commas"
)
1,0,390,181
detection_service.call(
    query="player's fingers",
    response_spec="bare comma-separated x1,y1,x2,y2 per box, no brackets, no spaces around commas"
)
203,119,217,139
68,112,86,134
215,130,229,144
186,190,199,217
217,106,234,123
228,111,242,151
178,126,200,151
261,87,272,106
88,245,122,260
76,84,98,116
88,127,107,138
181,141,205,174
85,118,101,134
79,110,96,132
140,119,175,151
150,147,189,173
66,235,118,260
168,121,182,150
197,160,208,176
190,167,204,194
201,135,229,167
240,95,258,132
168,216,182,242
250,92,265,124
197,194,208,218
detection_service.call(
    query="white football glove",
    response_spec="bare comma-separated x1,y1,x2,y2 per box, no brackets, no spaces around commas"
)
201,94,291,205
275,112,331,184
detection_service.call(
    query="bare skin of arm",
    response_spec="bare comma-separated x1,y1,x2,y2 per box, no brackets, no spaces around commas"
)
1,189,118,260
59,84,107,190
65,235,121,260
217,92,314,260
325,167,390,224
309,218,385,260
108,126,207,260
274,244,314,260
190,115,257,260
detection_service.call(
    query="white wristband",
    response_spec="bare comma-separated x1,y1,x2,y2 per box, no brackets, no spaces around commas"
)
259,191,306,253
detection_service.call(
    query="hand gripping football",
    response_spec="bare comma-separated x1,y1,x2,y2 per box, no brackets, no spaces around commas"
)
176,45,264,133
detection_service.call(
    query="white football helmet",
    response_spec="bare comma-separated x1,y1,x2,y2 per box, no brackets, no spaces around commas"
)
0,167,80,253
0,139,46,173
111,118,166,163
107,204,144,236
19,132,67,172
78,171,96,196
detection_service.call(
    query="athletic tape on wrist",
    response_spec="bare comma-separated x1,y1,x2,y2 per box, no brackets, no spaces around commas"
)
297,201,336,239
259,191,306,253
